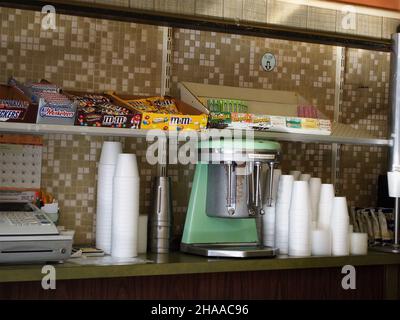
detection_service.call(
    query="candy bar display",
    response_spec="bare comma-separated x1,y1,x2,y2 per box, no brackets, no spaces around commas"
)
8,78,77,125
205,98,248,113
297,105,320,119
207,111,231,129
180,82,333,135
0,99,29,121
126,96,181,114
107,92,208,131
71,93,141,129
0,84,38,123
207,111,331,134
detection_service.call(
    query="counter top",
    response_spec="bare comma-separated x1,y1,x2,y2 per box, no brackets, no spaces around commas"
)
1,251,400,283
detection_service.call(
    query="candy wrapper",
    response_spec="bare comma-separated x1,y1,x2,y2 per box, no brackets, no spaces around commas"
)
0,84,38,123
8,78,76,125
107,92,208,131
71,93,141,129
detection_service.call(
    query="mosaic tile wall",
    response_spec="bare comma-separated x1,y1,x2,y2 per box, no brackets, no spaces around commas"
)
0,7,392,244
338,48,390,206
73,0,400,39
0,7,164,95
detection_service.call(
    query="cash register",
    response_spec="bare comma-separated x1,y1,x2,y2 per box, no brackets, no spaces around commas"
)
0,201,73,263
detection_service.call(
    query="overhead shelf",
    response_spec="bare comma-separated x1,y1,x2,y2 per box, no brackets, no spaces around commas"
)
178,82,392,147
0,122,149,138
0,0,391,52
253,122,391,146
0,122,391,146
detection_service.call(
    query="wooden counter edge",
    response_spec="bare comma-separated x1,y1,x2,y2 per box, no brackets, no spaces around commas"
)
1,252,400,283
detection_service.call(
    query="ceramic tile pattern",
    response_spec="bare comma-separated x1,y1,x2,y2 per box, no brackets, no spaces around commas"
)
170,29,337,118
0,7,392,244
242,0,267,23
77,0,400,39
0,7,164,95
338,48,390,206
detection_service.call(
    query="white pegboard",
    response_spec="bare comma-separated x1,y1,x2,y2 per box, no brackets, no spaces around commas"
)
0,143,42,190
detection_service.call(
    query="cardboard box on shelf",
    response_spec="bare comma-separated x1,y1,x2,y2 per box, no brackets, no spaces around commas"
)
0,84,38,123
178,82,332,135
66,92,142,129
107,92,208,131
8,78,77,125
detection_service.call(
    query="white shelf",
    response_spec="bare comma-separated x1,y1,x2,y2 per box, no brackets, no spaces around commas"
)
0,122,150,138
0,122,392,146
253,123,391,146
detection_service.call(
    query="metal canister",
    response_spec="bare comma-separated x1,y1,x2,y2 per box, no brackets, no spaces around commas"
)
149,176,173,253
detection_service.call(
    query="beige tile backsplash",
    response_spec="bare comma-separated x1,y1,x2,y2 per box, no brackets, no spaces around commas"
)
0,6,390,244
91,0,400,40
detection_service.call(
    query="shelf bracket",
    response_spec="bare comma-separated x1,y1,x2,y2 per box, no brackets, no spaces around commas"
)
331,47,345,191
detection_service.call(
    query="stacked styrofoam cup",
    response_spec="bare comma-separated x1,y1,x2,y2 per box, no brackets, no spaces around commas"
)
112,153,140,258
288,181,312,257
274,175,294,254
300,173,311,182
262,202,276,247
348,225,353,252
311,229,332,256
96,141,122,254
309,178,322,222
318,184,335,230
330,197,350,256
289,170,301,181
350,232,368,255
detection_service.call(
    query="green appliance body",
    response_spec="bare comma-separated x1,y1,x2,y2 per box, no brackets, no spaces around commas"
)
181,164,259,244
181,139,281,258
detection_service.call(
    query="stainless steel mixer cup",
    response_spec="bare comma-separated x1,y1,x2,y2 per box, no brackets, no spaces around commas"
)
149,176,173,253
206,161,275,219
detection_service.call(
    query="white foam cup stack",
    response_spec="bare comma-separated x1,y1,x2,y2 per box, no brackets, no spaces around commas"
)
96,141,122,255
99,141,123,165
262,203,276,247
274,175,294,255
350,232,368,255
311,229,331,256
330,197,350,256
309,177,321,223
318,184,335,230
348,224,353,251
288,181,312,257
114,153,139,177
111,153,140,258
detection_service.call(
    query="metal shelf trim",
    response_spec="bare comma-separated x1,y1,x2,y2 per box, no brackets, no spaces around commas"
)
0,122,391,146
